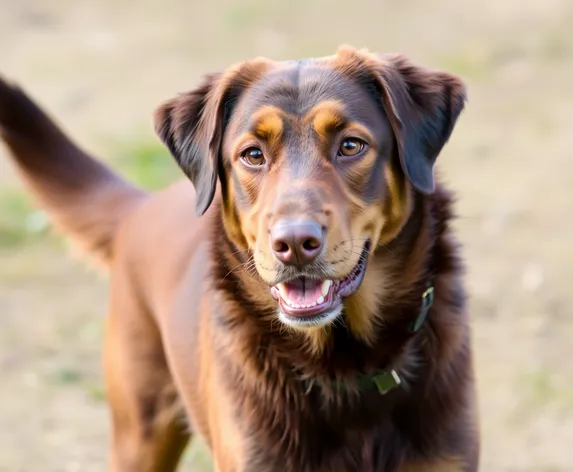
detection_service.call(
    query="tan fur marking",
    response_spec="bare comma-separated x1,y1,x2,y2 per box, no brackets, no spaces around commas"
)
342,202,385,343
302,326,332,355
221,183,250,250
307,100,345,141
252,105,284,140
400,457,465,471
345,263,387,345
379,162,412,245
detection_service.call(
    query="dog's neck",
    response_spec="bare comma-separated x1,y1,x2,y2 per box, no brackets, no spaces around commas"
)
210,186,456,384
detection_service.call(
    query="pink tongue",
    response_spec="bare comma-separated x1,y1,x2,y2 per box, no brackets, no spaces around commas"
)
283,278,323,304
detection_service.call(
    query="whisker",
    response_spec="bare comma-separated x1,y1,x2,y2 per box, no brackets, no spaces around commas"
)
377,242,396,257
222,255,256,281
226,247,252,258
338,237,370,245
335,314,347,330
336,237,397,257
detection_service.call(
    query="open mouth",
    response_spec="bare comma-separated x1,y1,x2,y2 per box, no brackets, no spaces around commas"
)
270,241,371,326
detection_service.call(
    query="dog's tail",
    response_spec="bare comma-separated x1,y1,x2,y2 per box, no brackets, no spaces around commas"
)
0,77,147,267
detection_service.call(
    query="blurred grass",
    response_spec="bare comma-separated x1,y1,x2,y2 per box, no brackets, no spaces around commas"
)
182,436,214,470
518,370,573,410
507,369,573,432
0,137,181,252
0,189,49,249
110,135,181,190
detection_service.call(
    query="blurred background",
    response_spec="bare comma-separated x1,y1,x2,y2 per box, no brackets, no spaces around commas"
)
1,0,572,470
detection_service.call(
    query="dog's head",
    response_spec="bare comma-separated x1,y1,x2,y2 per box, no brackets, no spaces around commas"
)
154,46,466,337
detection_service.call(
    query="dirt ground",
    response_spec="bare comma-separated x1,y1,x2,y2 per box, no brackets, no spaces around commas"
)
1,0,572,471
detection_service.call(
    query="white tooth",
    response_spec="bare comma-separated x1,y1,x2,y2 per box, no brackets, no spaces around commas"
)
294,304,301,308
311,302,317,307
317,296,325,304
321,280,332,296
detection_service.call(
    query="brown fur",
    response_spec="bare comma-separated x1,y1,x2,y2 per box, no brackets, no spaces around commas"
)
0,45,479,471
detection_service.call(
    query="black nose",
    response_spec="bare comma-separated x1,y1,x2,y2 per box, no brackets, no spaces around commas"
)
270,220,324,266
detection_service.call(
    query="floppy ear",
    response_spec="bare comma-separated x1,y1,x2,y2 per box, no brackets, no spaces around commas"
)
153,74,222,216
153,60,272,216
375,54,467,194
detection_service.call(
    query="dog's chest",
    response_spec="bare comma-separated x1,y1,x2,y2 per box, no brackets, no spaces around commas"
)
242,386,404,472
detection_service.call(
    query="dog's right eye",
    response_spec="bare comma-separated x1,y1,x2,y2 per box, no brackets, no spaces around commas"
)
338,138,366,158
240,147,266,167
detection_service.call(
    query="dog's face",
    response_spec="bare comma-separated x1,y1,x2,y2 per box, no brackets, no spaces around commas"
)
154,46,466,334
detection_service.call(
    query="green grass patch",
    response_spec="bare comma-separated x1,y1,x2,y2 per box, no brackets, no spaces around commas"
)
507,369,573,427
182,436,214,471
0,135,182,248
110,136,181,191
52,366,83,385
84,380,107,403
518,370,573,409
0,188,50,249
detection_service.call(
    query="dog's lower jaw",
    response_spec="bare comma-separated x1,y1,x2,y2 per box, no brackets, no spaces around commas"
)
277,304,343,329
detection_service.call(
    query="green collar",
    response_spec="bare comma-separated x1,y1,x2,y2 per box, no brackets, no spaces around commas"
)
361,369,402,395
305,284,435,396
304,369,402,396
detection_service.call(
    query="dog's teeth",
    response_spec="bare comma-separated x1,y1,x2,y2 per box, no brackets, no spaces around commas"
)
321,280,332,296
311,302,317,307
294,304,301,308
317,296,325,305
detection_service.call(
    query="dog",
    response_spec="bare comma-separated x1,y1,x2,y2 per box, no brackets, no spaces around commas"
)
0,46,479,471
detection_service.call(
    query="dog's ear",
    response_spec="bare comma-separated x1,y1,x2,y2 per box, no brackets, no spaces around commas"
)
154,74,221,216
154,61,271,216
374,54,467,194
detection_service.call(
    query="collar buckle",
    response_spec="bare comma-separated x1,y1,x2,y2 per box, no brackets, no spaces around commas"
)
372,370,402,395
410,285,434,333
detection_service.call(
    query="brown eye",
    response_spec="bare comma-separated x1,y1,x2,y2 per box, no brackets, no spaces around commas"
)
338,138,366,157
240,147,265,167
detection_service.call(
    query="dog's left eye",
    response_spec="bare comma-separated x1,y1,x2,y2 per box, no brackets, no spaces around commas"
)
338,138,366,158
240,147,266,167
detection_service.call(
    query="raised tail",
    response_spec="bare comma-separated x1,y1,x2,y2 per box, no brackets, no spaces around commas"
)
0,76,147,266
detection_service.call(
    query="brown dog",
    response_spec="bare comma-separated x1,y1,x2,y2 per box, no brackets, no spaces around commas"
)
0,46,479,471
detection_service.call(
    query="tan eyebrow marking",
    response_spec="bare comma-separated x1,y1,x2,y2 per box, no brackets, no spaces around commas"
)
305,100,347,141
251,105,284,140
